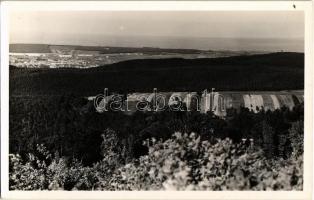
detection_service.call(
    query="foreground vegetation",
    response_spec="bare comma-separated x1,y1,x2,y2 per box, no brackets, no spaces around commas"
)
10,130,303,190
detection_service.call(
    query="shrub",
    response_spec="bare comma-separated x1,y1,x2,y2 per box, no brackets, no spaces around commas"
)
9,131,303,191
9,144,93,191
106,132,303,190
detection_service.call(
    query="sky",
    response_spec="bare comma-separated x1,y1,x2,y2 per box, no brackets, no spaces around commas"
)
9,11,304,51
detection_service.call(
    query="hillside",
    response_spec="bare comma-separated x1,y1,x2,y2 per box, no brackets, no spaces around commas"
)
10,52,304,96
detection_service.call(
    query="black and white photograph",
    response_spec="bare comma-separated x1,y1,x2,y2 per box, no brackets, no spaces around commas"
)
1,1,313,198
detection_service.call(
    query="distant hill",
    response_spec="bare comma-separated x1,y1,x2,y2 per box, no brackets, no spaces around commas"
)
10,52,304,96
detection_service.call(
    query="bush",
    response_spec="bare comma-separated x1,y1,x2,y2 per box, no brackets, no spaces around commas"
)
9,131,303,191
106,132,303,190
9,144,95,191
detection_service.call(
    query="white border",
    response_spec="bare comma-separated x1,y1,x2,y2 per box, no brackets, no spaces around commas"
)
1,1,313,200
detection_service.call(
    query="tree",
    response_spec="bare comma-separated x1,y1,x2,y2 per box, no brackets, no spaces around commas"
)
261,121,276,158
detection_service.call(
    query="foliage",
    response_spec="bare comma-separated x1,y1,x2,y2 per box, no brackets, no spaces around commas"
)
9,95,103,165
9,131,303,191
9,144,95,191
106,132,303,191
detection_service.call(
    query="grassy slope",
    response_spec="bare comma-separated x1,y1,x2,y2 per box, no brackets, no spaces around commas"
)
10,52,304,96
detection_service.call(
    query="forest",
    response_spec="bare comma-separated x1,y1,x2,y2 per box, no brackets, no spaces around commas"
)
9,94,304,190
10,52,304,96
10,94,303,164
9,52,304,190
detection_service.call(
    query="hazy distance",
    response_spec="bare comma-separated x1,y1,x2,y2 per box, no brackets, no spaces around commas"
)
10,11,304,52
